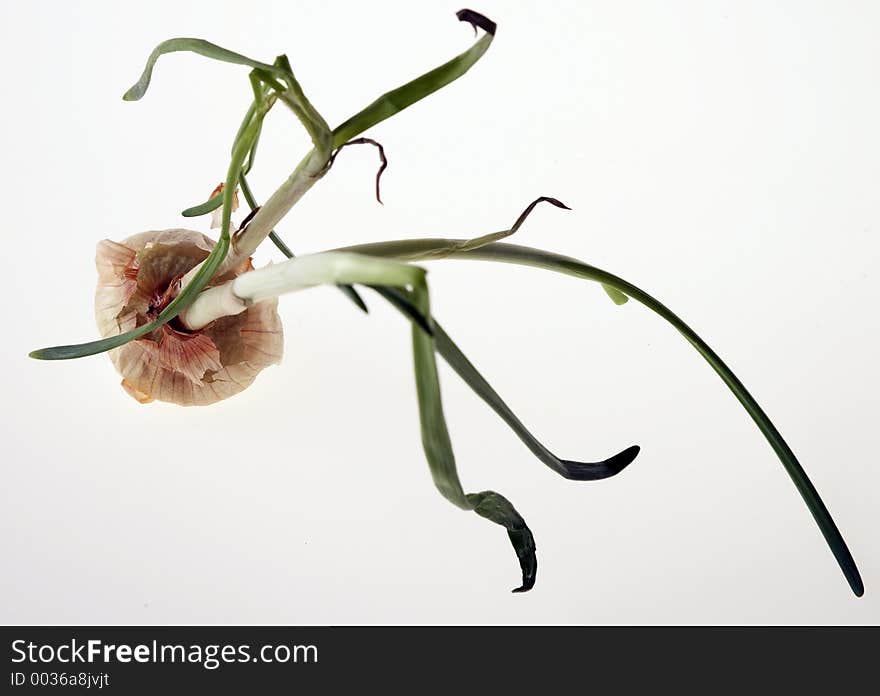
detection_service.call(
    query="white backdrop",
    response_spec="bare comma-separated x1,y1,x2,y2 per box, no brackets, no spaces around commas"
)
1,0,877,624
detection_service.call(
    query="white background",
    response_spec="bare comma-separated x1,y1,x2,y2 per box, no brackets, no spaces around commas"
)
1,0,877,624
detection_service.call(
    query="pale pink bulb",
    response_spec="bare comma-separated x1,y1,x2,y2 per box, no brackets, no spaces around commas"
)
95,229,282,405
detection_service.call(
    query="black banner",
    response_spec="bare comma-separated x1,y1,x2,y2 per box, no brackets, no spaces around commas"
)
2,627,875,693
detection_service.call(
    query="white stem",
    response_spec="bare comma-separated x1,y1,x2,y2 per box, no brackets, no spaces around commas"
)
228,147,330,263
179,148,331,292
179,283,248,330
179,252,424,330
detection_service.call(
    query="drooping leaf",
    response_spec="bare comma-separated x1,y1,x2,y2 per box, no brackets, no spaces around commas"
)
208,215,539,590
262,203,636,483
338,236,864,597
372,286,639,480
407,273,537,591
468,491,537,592
123,38,287,101
256,212,541,590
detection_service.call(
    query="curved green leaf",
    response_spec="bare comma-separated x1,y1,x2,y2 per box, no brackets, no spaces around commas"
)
261,192,636,483
261,212,540,590
123,38,286,101
181,196,224,218
30,322,160,360
335,237,864,597
331,9,496,147
463,245,865,597
468,491,536,593
407,274,537,591
372,285,639,480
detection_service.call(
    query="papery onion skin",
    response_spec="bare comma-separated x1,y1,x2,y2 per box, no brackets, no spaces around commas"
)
95,229,283,406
